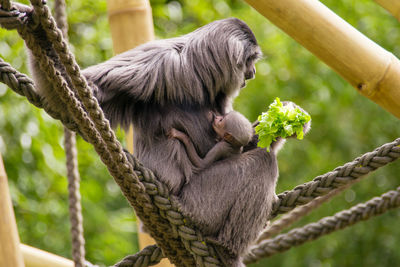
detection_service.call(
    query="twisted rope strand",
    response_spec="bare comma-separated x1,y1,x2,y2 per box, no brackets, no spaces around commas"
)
271,138,400,217
64,128,86,267
53,2,86,266
0,57,81,133
257,184,351,242
113,245,164,267
244,186,400,264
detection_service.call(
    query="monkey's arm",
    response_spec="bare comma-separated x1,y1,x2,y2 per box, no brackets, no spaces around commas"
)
170,128,235,168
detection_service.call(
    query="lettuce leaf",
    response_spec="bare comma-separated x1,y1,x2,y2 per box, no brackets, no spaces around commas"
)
255,98,311,151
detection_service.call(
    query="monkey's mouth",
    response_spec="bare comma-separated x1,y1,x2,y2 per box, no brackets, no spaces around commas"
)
241,80,246,88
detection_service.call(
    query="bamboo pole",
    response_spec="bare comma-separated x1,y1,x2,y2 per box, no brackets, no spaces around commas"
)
245,0,400,119
107,0,155,54
374,0,400,22
21,244,73,267
106,1,173,266
0,154,25,267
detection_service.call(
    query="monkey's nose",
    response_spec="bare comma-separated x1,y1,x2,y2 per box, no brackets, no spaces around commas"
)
245,67,256,80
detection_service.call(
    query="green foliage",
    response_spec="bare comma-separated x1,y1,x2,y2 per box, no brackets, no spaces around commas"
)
0,0,400,266
256,97,311,150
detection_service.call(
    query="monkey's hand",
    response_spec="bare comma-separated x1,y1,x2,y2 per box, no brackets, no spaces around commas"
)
0,3,33,30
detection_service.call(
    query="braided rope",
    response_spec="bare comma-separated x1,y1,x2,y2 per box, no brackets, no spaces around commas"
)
0,57,81,133
113,245,163,267
53,2,86,266
271,138,400,218
244,186,400,264
64,128,86,267
257,185,351,242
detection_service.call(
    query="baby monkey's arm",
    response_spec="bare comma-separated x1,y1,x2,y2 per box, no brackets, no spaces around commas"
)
169,128,234,169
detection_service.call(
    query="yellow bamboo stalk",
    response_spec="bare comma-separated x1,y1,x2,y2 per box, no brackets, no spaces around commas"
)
106,1,173,266
107,0,155,54
21,244,73,267
0,154,25,267
374,0,400,22
245,0,400,119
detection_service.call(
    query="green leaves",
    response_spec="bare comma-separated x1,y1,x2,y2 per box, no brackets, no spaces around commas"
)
255,97,311,151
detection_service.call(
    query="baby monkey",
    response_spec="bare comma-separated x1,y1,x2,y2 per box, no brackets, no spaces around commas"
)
169,111,253,169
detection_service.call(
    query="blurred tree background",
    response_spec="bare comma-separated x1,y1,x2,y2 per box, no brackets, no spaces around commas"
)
0,0,400,266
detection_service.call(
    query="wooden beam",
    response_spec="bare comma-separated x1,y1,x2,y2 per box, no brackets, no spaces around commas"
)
21,244,73,267
245,0,400,119
0,154,25,267
374,0,400,22
106,1,173,266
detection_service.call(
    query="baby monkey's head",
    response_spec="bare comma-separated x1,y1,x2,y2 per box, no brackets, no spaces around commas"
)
212,111,253,148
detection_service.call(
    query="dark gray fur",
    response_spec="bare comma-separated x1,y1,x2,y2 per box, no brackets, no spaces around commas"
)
23,14,308,266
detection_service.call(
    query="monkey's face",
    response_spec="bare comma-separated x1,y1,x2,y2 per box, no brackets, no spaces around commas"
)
240,65,256,88
245,66,256,80
240,50,260,88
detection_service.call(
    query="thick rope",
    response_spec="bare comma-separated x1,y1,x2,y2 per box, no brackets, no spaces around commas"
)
257,185,351,242
271,138,400,218
0,57,81,134
113,245,164,267
53,1,86,265
64,128,86,267
244,186,400,264
0,3,222,265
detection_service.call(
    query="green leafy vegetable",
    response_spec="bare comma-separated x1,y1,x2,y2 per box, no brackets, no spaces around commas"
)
255,97,311,151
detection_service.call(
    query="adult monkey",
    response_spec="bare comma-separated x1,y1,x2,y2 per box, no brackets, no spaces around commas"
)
1,6,286,265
